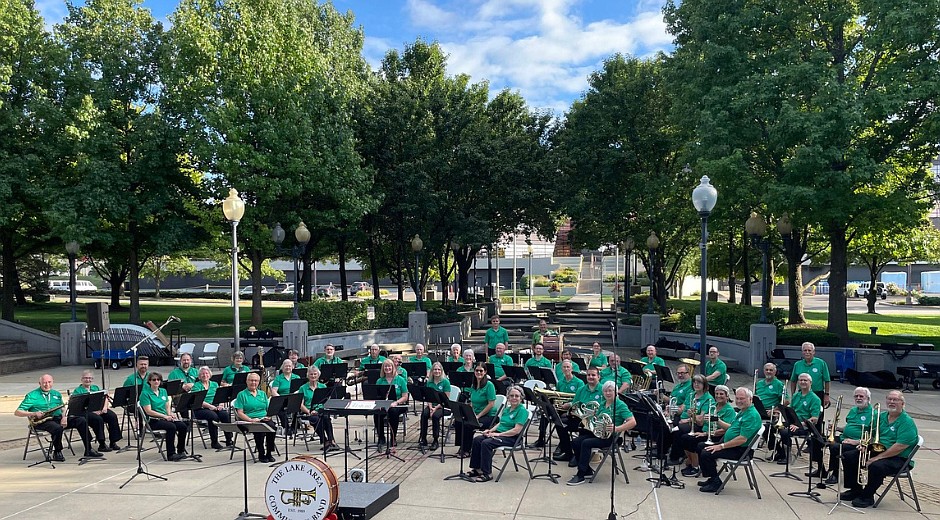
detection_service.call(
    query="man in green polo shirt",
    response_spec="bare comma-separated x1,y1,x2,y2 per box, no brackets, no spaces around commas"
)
755,362,785,417
489,343,514,390
703,346,728,387
840,390,919,508
484,315,509,355
168,353,198,391
532,319,557,345
824,386,874,485
530,360,584,449
123,356,150,388
669,363,693,413
775,373,822,470
16,374,101,461
697,387,763,492
525,343,553,378
599,353,631,393
789,342,831,408
359,344,387,371
554,366,603,462
640,345,665,371
408,343,433,373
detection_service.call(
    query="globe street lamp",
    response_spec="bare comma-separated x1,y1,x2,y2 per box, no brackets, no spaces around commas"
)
745,212,770,323
691,171,718,354
272,221,310,320
623,237,634,316
411,234,424,312
65,241,80,322
222,189,245,351
646,231,659,314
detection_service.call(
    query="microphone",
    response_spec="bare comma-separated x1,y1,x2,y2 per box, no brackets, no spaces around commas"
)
168,316,181,323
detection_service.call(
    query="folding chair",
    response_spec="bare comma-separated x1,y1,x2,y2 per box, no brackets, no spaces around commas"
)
24,422,75,462
174,343,195,363
588,433,629,484
494,414,535,482
873,435,923,511
441,387,461,445
198,342,220,367
715,425,766,497
138,405,168,461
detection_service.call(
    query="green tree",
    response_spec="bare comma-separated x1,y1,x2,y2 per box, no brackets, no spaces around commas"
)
140,255,196,298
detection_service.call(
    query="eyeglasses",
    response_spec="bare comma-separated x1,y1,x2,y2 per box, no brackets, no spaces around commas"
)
148,379,160,382
475,369,485,373
677,371,689,375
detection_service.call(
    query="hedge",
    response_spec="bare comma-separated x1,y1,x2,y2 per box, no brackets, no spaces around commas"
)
777,326,842,347
298,299,464,335
667,299,785,342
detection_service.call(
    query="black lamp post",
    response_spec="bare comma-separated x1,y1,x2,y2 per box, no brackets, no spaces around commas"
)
412,234,424,312
745,212,770,324
691,171,718,354
65,241,80,322
623,237,634,316
646,231,659,314
272,221,310,320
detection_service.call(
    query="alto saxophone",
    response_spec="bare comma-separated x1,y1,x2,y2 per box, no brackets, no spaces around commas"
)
29,404,66,427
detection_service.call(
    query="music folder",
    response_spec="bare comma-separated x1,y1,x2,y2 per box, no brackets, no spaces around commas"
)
160,379,184,396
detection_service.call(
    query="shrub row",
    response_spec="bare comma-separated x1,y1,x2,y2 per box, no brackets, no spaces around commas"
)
298,299,464,335
665,299,785,342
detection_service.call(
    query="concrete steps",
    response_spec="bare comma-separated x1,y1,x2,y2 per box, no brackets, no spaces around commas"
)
0,340,60,375
463,309,618,350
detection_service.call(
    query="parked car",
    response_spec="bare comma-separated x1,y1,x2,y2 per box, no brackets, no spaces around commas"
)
351,281,372,295
274,282,294,294
239,285,268,295
315,284,335,297
854,281,886,300
48,280,98,293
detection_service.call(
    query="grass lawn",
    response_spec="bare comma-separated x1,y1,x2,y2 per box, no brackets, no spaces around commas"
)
10,301,291,337
803,311,940,347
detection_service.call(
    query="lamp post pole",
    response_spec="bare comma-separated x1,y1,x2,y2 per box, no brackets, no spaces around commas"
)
223,189,246,352
527,245,533,310
746,212,769,323
623,237,634,316
412,235,424,312
65,241,80,322
646,232,659,314
691,170,718,354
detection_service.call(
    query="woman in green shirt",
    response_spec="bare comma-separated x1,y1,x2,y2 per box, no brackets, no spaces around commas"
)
140,371,188,461
234,372,277,463
298,367,336,451
374,359,409,451
589,342,608,370
668,374,713,465
568,381,636,485
457,363,497,458
270,359,301,437
221,351,251,386
446,343,463,363
420,362,452,449
678,384,736,477
192,366,232,449
468,385,529,482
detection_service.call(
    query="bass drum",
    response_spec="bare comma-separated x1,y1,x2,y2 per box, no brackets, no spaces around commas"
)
265,455,339,520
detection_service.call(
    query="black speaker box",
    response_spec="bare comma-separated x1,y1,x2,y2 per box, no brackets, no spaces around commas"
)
86,302,110,332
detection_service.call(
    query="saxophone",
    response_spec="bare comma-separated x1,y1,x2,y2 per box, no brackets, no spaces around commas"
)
29,404,66,427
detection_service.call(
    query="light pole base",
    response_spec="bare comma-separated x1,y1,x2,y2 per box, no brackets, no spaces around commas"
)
283,320,308,356
60,322,87,366
640,314,660,349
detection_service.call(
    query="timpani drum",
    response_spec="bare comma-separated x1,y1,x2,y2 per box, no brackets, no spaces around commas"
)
265,455,339,520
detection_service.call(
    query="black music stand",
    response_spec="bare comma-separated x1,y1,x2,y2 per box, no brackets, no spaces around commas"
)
503,365,528,385
407,384,433,454
305,387,335,458
442,361,461,374
212,386,235,407
361,385,402,461
319,362,348,384
219,421,273,519
448,371,473,392
770,405,804,482
533,366,558,388
323,398,368,481
293,367,307,380
402,362,428,381
530,395,562,484
827,441,864,515
177,389,207,462
484,363,497,381
443,401,481,482
111,385,139,453
789,419,825,503
640,392,679,488
267,393,302,464
210,373,223,385
69,391,107,465
429,389,453,462
160,379,184,397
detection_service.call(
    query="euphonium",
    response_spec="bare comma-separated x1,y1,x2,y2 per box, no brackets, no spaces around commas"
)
534,387,575,408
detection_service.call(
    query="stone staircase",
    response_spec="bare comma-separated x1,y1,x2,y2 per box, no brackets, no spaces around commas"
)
0,340,60,375
462,309,618,351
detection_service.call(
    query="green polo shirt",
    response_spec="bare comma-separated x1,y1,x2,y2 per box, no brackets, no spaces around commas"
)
397,366,409,380
670,380,693,407
484,327,510,352
495,404,529,433
791,390,822,422
532,329,557,345
713,402,737,429
600,366,632,387
426,378,451,394
557,375,585,394
599,398,633,427
292,362,306,369
18,388,65,417
574,384,603,408
313,356,343,369
221,364,250,384
723,404,762,444
139,386,170,417
376,375,408,400
359,355,386,368
555,363,570,382
789,357,831,393
682,392,715,420
589,352,608,369
168,366,199,385
525,356,553,372
489,354,513,378
300,381,327,411
191,380,219,404
408,355,433,371
640,356,665,372
234,388,269,419
878,410,919,463
842,404,874,442
271,373,299,395
755,378,784,410
446,355,463,363
470,381,497,417
704,359,728,386
72,384,101,395
123,371,149,388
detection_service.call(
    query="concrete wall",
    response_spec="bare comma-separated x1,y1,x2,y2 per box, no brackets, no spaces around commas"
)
0,319,60,353
305,328,410,357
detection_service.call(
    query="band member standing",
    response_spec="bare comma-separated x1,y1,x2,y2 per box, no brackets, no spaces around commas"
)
567,381,636,485
457,363,497,457
73,370,121,452
824,387,873,485
221,351,251,386
680,385,735,477
703,346,728,387
466,385,529,482
298,366,337,451
192,366,232,449
524,343,552,378
775,373,823,472
374,359,409,451
16,374,100,461
234,373,277,463
123,356,150,387
140,371,188,461
600,353,631,393
789,342,831,410
420,362,451,450
840,390,918,508
588,342,608,370
484,315,509,355
697,387,763,492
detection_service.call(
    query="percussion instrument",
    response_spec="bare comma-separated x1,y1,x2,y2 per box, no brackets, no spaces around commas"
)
265,455,339,520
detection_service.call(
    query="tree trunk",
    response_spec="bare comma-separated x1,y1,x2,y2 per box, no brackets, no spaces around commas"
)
787,258,806,324
367,235,381,300
741,229,752,306
396,245,404,301
826,228,850,340
129,247,140,324
1,233,15,321
338,237,348,301
154,260,162,299
455,248,472,303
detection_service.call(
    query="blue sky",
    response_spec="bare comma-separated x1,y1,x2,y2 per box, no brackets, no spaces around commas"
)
36,0,674,114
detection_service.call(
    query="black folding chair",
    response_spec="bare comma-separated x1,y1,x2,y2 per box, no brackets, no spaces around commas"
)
873,435,923,511
715,425,766,497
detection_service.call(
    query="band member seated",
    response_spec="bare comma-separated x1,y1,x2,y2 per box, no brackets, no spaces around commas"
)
270,359,300,436
696,387,763,492
313,344,343,371
456,363,497,458
755,363,784,419
168,352,198,391
73,370,121,452
374,359,409,451
446,343,463,363
599,353,631,393
192,366,232,449
640,344,665,371
286,349,305,370
530,359,584,449
774,373,823,473
840,390,919,508
124,356,150,387
221,351,251,386
668,374,713,466
234,373,277,463
456,349,476,392
466,385,529,482
588,342,608,370
489,343,514,391
703,346,728,387
420,362,451,450
554,366,603,462
824,387,873,485
298,366,337,451
679,384,735,477
524,343,552,378
669,363,694,413
358,344,387,376
567,380,636,485
555,349,576,382
140,371,188,461
16,374,100,461
408,343,433,373
391,353,409,381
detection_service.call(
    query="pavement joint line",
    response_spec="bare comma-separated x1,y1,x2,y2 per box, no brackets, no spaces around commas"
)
0,464,137,520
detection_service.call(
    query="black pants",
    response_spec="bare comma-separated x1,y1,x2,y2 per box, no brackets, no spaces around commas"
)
374,408,404,444
668,422,694,460
149,419,187,457
194,408,232,445
572,433,614,477
420,406,445,444
458,415,495,453
698,442,748,479
300,413,334,444
35,416,92,452
842,450,908,499
86,410,121,445
776,427,822,464
470,434,516,475
827,440,858,474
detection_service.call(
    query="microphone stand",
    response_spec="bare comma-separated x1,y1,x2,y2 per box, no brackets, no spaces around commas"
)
119,316,178,489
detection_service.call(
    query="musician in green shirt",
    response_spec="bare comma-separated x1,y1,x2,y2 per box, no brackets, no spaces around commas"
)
774,373,823,470
168,353,198,391
524,343,553,378
374,359,409,449
139,371,188,461
123,356,151,388
555,350,576,382
669,364,694,415
484,315,510,355
468,386,529,482
640,345,665,371
192,366,232,449
358,344,387,374
703,346,728,386
420,362,452,449
489,343,514,388
679,385,737,477
588,342,608,369
755,363,785,417
457,364,497,457
698,387,763,492
73,370,121,452
16,374,99,460
234,372,277,463
287,349,306,370
568,381,636,485
789,342,831,408
313,344,343,369
599,353,631,393
221,351,251,385
531,319,558,345
408,343,434,372
824,387,873,484
446,343,463,363
298,366,336,450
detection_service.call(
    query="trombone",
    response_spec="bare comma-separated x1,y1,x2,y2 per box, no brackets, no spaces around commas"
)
858,403,883,486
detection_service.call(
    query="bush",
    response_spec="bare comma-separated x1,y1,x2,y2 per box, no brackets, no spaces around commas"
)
846,283,859,297
917,295,940,306
603,274,625,283
524,275,550,288
552,266,579,283
667,299,784,341
885,282,905,296
777,325,842,347
372,300,412,329
299,300,368,335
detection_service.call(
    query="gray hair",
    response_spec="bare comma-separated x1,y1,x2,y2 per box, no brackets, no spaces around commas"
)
854,387,871,400
602,380,617,393
714,384,730,396
736,387,754,400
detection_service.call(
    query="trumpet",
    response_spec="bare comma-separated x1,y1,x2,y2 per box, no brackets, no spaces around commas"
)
703,402,719,444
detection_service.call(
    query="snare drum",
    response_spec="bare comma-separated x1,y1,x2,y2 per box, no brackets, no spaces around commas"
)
265,455,339,520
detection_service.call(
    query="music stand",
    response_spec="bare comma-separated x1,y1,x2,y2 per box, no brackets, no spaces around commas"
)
534,367,558,388
319,362,348,384
443,401,481,481
293,367,307,380
530,395,562,484
160,379,184,397
361,385,402,461
176,389,207,461
789,419,825,503
654,364,674,384
267,393,302,464
429,389,453,462
323,398,365,478
503,365,528,385
827,441,864,515
305,387,335,457
219,421,274,519
484,363,497,381
402,362,428,380
770,405,804,482
365,369,381,385
232,371,260,395
407,384,433,454
442,361,461,374
212,386,235,407
110,385,139,452
448,371,473,391
210,373,223,385
640,392,678,488
289,378,305,394
69,391,107,465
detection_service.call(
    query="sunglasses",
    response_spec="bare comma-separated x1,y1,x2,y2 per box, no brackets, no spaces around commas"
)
475,369,485,373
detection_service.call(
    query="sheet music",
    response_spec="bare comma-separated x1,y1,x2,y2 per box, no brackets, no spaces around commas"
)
347,400,376,410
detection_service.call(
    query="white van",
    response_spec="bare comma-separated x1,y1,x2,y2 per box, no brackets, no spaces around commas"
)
48,280,98,293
